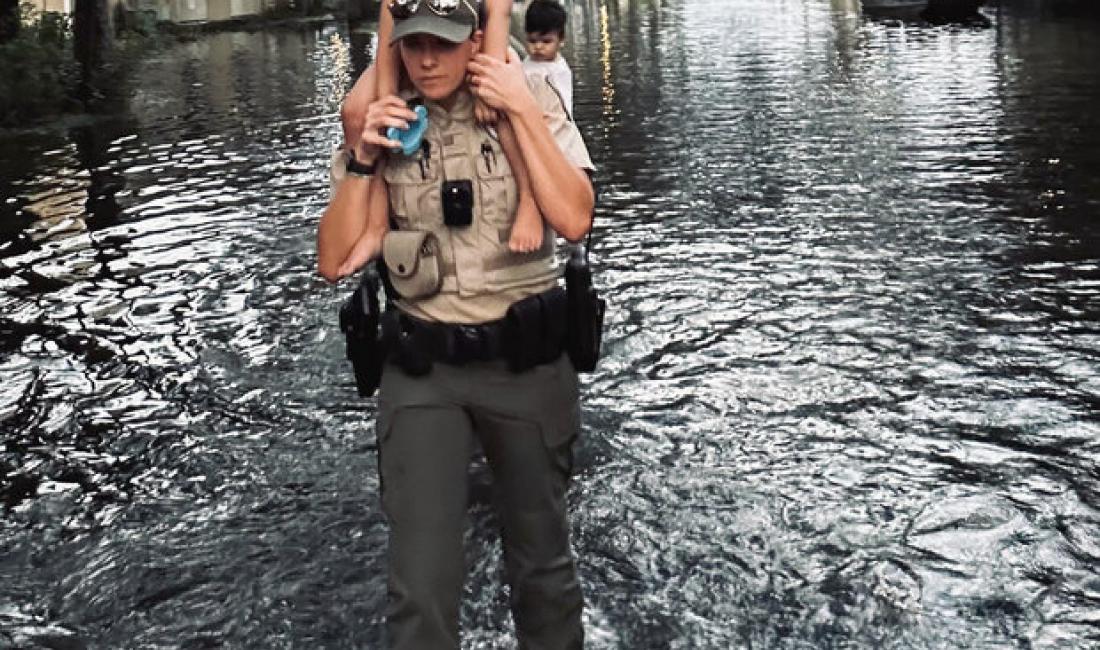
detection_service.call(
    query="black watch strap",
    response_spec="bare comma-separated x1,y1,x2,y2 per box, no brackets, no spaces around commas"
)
346,150,376,177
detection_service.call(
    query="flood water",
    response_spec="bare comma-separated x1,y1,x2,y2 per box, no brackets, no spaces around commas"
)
3,0,1100,647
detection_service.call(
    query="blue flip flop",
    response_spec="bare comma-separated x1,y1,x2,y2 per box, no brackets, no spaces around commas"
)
386,105,429,156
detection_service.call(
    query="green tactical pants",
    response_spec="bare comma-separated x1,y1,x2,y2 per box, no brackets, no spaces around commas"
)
376,354,584,650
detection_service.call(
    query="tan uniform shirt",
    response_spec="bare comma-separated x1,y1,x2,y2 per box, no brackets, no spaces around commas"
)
332,75,593,324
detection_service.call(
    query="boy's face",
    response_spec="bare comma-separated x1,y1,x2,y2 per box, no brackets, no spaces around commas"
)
525,31,564,62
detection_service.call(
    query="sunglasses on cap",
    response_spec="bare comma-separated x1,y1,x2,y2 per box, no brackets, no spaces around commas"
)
389,0,477,23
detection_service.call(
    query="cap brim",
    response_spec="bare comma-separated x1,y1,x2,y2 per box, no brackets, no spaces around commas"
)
390,15,474,44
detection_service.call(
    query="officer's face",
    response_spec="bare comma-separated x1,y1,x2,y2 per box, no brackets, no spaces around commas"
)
398,32,482,106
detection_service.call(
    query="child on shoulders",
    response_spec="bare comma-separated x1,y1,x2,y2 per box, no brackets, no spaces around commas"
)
335,0,549,280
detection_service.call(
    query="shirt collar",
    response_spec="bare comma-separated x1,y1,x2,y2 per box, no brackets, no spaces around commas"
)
425,89,475,125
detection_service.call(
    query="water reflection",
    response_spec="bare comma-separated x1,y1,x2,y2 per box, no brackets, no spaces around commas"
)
2,1,1100,648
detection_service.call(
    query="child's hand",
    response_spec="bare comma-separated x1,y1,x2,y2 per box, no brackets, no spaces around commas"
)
474,99,499,126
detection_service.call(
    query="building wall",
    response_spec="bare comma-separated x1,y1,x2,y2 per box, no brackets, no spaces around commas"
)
26,0,128,26
36,0,73,14
132,0,170,21
230,0,263,17
206,0,229,21
25,0,266,23
169,0,206,21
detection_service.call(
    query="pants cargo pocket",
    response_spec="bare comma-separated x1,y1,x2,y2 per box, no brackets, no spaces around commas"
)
538,403,580,478
374,405,396,500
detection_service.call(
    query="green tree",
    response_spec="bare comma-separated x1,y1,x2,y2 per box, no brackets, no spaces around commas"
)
73,0,111,72
0,6,75,125
1,0,20,42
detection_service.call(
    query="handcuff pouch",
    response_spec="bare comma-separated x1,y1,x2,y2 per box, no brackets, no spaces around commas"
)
382,230,443,300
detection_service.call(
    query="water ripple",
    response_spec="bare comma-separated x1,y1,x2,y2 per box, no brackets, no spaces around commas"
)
3,2,1100,648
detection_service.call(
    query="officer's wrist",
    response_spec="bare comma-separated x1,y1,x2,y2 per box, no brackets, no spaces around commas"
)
345,148,377,177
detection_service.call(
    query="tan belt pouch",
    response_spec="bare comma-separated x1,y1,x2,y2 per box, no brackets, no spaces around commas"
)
383,230,443,300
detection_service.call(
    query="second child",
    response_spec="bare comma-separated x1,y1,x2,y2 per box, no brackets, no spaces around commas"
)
522,0,573,116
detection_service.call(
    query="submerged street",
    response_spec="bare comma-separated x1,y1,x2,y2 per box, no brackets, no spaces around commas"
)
2,0,1099,647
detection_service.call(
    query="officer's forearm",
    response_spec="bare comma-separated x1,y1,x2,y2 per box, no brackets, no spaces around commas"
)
507,104,594,242
317,174,372,283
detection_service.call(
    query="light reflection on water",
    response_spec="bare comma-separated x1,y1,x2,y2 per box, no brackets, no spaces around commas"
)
2,1,1100,648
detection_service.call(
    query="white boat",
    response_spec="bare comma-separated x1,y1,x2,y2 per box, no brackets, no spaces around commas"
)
861,0,927,10
862,0,986,21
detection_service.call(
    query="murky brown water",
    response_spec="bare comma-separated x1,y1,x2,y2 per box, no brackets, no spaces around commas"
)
2,1,1099,647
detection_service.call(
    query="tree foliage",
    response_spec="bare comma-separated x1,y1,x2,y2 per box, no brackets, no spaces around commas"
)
0,0,19,42
0,5,78,126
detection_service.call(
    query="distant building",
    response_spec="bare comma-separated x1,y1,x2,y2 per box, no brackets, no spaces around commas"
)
24,0,285,25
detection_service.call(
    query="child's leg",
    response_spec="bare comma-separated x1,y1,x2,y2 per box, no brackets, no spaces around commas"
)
477,0,546,253
480,0,514,68
374,6,399,96
475,0,515,125
500,119,544,253
337,166,390,278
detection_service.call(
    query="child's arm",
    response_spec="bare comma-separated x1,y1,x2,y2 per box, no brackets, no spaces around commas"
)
341,7,399,146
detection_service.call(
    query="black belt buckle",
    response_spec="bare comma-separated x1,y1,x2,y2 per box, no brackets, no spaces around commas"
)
449,324,484,362
388,312,433,376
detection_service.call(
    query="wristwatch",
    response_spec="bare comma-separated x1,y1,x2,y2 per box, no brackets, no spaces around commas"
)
346,149,376,177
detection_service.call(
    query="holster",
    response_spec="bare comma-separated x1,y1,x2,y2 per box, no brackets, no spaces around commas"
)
565,248,606,373
339,264,386,397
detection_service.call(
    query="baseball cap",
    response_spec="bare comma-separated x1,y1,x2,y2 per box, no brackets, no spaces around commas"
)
389,0,480,45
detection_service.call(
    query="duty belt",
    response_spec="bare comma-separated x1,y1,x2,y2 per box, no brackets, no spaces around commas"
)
383,286,570,376
339,267,597,397
394,312,506,365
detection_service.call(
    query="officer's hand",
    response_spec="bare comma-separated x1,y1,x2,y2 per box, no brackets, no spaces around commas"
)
467,53,536,117
356,95,420,163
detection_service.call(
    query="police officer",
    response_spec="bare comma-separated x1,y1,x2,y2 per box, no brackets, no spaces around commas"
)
316,0,595,647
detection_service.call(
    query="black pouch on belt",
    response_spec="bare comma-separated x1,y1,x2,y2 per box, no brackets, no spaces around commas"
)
339,264,385,397
503,286,568,373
